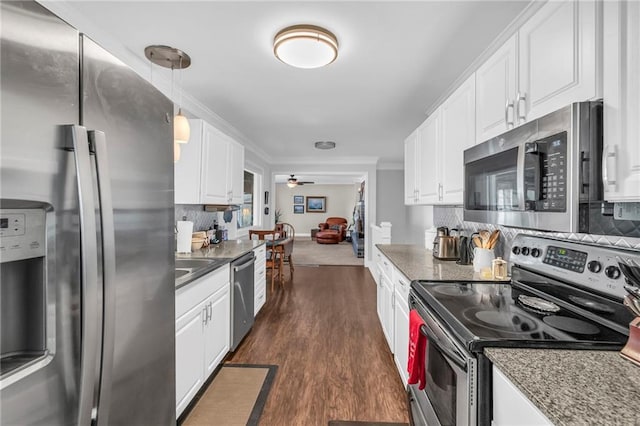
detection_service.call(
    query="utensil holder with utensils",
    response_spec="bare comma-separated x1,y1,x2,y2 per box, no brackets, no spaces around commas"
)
619,258,640,366
621,318,640,367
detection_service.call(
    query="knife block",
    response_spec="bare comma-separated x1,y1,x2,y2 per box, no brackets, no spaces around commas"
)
620,317,640,367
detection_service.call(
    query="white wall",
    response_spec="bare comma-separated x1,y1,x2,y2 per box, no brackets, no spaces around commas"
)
275,183,359,235
376,169,434,246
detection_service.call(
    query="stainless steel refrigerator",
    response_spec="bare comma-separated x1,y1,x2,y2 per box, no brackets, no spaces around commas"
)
1,1,175,424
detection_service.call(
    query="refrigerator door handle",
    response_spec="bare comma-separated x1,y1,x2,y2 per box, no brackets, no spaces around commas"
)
89,130,116,426
65,125,101,426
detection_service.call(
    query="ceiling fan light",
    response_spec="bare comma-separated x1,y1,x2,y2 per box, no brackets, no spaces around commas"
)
174,109,190,144
286,182,297,188
274,25,338,69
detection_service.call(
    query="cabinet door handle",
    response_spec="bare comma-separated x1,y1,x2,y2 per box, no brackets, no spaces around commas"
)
505,99,514,128
602,144,618,192
208,301,213,322
203,306,208,325
516,92,527,122
398,279,406,288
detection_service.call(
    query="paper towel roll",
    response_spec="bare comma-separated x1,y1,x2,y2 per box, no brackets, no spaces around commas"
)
425,228,437,249
176,221,194,253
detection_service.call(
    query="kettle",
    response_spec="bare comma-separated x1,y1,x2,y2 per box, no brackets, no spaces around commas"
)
433,227,460,260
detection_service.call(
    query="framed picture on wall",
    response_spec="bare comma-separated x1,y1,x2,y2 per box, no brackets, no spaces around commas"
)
306,196,326,213
293,204,304,214
293,195,304,204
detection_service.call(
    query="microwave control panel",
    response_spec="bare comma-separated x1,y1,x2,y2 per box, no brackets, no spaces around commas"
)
524,131,567,212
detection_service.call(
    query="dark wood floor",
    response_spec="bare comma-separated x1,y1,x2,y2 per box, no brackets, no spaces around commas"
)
227,265,409,425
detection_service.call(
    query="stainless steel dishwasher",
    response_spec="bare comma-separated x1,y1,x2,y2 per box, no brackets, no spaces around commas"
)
230,252,255,351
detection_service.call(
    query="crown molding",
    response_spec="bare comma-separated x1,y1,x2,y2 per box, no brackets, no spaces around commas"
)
38,0,273,164
423,0,548,119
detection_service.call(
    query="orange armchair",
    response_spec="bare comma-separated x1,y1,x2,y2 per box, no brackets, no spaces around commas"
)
318,217,348,241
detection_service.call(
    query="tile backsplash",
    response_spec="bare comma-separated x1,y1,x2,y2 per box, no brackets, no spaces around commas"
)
175,204,239,239
434,206,640,261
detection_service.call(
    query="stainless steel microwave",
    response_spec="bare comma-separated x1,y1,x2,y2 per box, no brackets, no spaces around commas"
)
463,101,602,233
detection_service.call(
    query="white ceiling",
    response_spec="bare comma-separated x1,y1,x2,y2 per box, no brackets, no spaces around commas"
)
55,1,531,165
274,173,364,185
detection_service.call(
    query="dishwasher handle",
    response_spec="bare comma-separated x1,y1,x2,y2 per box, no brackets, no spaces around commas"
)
233,255,255,273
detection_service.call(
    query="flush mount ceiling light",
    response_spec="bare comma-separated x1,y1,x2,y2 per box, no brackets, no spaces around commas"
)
314,141,336,150
144,45,192,155
274,25,338,69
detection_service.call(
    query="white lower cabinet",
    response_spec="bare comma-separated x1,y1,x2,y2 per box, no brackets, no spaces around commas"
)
175,265,230,417
393,271,411,387
254,244,266,315
492,366,552,425
373,249,412,386
380,271,394,351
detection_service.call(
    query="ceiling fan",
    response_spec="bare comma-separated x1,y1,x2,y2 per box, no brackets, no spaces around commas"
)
286,174,315,188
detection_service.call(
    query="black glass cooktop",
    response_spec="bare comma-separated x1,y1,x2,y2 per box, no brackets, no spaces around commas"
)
410,275,631,353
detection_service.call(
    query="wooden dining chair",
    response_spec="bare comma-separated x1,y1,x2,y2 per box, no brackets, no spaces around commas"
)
249,228,285,291
275,223,295,281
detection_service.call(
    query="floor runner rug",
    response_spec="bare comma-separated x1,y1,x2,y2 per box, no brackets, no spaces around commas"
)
181,364,277,426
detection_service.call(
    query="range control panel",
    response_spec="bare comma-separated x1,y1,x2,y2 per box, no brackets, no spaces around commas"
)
0,208,46,263
543,246,588,273
510,234,640,300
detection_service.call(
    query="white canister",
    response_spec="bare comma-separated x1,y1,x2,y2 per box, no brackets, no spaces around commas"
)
176,220,194,253
424,228,438,249
473,247,495,273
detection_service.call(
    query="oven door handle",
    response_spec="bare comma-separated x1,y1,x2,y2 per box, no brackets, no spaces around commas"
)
420,325,468,371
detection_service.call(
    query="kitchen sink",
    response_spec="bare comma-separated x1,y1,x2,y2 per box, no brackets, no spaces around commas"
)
175,259,219,269
174,257,230,289
175,269,190,279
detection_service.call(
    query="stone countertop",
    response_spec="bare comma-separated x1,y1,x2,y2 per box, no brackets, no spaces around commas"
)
485,347,640,425
177,239,265,261
376,244,508,282
175,239,265,289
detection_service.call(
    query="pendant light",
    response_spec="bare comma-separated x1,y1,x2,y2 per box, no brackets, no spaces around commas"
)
144,45,192,148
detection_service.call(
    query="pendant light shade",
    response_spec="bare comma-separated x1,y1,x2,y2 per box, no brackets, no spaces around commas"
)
274,25,338,69
144,45,192,147
174,108,190,144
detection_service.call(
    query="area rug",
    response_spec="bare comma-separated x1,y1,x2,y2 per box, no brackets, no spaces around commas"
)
328,422,409,426
181,364,277,426
293,239,364,266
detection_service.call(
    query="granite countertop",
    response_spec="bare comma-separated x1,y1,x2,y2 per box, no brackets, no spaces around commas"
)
175,239,265,289
177,239,265,260
485,348,640,425
376,244,508,282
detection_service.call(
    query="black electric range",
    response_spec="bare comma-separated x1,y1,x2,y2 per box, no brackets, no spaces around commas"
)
407,234,639,426
411,234,636,353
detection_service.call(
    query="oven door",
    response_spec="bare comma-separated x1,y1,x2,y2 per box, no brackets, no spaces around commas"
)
408,295,477,426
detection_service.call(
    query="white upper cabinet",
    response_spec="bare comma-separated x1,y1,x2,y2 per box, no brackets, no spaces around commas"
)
475,35,518,143
416,109,441,204
440,74,476,204
175,118,245,205
200,122,230,204
228,140,244,204
603,0,640,202
403,75,474,206
517,0,598,124
404,130,418,205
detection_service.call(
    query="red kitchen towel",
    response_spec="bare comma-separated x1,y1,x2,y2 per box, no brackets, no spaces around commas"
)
407,309,428,390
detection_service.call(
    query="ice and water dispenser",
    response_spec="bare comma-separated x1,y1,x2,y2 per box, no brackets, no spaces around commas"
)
0,206,49,377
